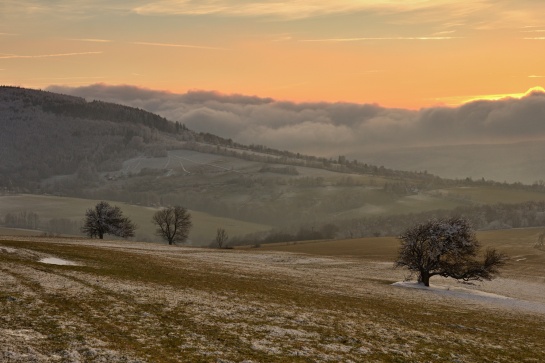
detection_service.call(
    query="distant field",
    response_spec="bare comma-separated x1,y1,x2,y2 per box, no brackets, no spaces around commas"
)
0,227,42,236
432,186,545,204
258,227,545,280
256,237,400,262
0,194,271,245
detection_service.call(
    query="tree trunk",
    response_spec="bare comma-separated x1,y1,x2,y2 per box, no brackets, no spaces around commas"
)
420,271,430,287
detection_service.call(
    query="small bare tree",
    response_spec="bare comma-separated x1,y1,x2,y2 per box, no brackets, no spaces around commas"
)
215,228,229,249
152,206,192,245
535,231,545,250
395,217,507,286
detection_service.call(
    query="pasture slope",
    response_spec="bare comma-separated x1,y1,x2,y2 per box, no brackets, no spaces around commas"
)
0,194,271,244
1,230,544,362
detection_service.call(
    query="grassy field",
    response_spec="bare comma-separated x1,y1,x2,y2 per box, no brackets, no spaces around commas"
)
0,227,42,236
0,194,271,245
258,227,545,279
431,186,545,204
0,235,544,362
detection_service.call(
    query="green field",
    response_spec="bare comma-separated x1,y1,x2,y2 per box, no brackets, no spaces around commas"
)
0,194,271,245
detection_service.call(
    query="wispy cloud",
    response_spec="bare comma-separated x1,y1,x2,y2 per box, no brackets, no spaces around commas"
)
433,30,457,35
131,41,225,50
529,75,545,78
301,36,460,42
0,51,102,59
32,76,106,80
434,87,545,105
524,37,545,40
67,38,113,43
132,0,463,19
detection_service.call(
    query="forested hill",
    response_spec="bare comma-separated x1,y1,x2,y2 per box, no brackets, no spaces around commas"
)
1,86,186,133
4,86,545,241
2,86,542,194
0,86,433,190
0,86,192,189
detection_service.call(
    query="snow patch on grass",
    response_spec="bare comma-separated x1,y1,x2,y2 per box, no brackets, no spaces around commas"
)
392,281,511,299
39,257,80,266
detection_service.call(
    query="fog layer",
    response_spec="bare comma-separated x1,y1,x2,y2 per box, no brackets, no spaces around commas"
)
48,84,545,182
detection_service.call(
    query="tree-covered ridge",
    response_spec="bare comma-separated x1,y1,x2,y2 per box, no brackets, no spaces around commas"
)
0,87,180,189
0,86,435,192
0,86,186,134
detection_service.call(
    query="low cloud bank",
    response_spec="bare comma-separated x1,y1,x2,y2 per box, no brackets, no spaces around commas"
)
47,84,545,159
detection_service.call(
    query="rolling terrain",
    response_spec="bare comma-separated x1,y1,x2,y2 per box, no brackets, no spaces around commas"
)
1,233,544,362
0,194,271,245
2,86,545,361
4,86,545,245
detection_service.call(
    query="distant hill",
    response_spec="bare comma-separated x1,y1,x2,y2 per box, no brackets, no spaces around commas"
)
358,141,545,185
49,84,545,185
0,86,433,191
0,86,191,190
3,86,545,244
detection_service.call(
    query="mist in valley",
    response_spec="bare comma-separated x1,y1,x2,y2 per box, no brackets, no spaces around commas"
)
50,84,545,184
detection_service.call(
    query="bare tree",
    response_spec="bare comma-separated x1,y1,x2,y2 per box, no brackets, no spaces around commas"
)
535,231,545,250
152,206,192,245
395,217,507,286
215,228,229,248
81,201,136,239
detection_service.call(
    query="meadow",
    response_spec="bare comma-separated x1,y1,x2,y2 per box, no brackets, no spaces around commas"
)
1,229,544,362
0,194,271,245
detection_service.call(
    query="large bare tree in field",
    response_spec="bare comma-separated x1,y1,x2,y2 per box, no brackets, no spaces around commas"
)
395,217,507,286
81,201,136,239
152,206,192,245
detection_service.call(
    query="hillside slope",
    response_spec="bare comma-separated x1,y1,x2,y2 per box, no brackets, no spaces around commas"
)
3,86,545,243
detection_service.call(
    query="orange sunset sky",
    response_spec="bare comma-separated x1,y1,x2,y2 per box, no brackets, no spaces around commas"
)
1,0,545,109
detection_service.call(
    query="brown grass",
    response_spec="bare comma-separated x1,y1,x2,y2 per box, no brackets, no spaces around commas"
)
1,234,544,362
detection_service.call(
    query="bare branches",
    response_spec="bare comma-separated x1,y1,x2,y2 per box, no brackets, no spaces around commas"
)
395,217,507,286
215,228,229,249
152,206,192,245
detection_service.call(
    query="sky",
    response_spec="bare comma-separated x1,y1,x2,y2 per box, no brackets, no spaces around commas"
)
2,0,545,109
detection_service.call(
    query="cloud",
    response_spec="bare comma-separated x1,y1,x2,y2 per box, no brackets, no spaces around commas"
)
46,84,545,160
301,36,460,42
130,41,225,50
32,76,106,81
67,38,112,43
131,0,470,20
0,51,102,59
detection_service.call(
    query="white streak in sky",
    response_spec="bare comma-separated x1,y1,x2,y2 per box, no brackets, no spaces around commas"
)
131,41,226,50
301,37,461,42
67,38,112,43
0,51,103,59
